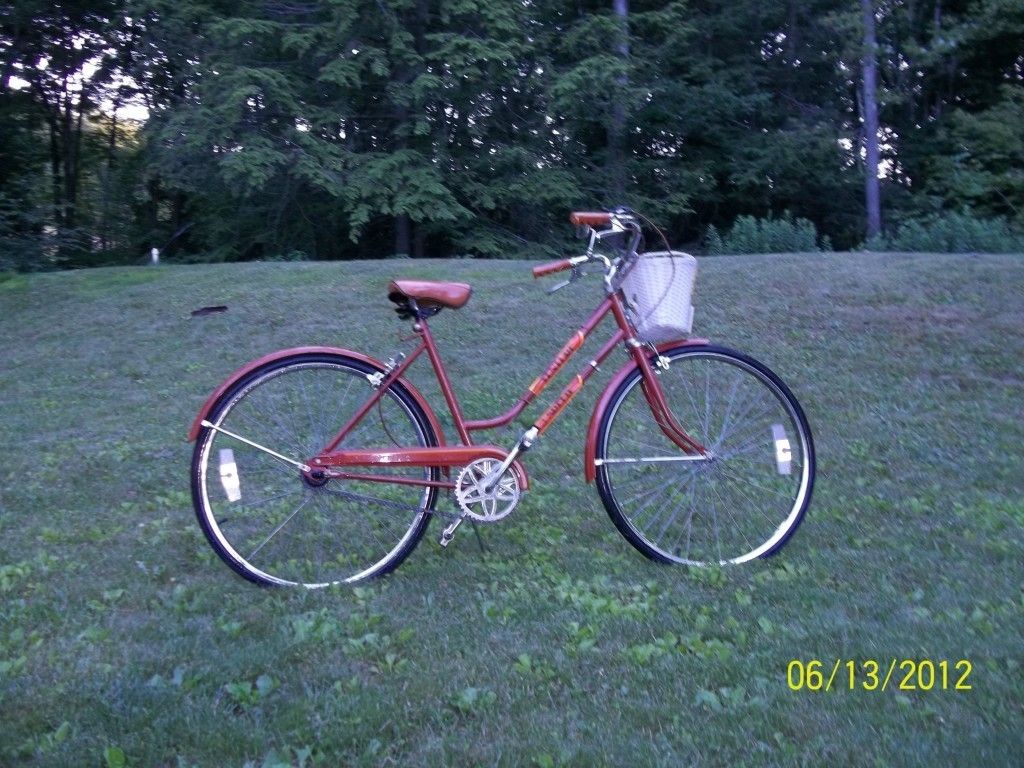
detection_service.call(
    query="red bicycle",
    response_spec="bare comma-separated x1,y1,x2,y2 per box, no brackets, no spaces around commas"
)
189,209,815,586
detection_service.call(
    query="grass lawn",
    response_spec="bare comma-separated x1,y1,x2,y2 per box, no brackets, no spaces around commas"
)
1,252,1022,766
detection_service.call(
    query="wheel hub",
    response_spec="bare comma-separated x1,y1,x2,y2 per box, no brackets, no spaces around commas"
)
300,469,329,488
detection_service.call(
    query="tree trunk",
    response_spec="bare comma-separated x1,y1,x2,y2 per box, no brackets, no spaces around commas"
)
69,80,85,229
786,0,799,65
395,213,411,257
47,117,63,226
172,192,186,233
57,74,81,231
607,0,629,202
413,224,426,259
393,91,411,258
861,0,882,240
146,178,160,239
100,102,120,251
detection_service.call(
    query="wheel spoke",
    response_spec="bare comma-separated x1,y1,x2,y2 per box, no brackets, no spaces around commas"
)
317,485,426,517
248,494,313,559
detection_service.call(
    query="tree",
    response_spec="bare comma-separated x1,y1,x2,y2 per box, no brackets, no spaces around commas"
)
860,0,881,240
138,0,571,260
928,86,1024,224
879,0,1024,224
608,0,630,201
3,0,1021,267
1,0,131,264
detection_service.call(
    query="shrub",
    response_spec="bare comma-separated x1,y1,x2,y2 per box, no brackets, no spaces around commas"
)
704,225,724,256
0,195,51,272
864,212,1024,253
704,213,829,255
268,249,309,262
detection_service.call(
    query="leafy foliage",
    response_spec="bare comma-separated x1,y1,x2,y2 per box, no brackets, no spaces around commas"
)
2,0,1023,266
925,86,1024,226
705,213,829,254
864,212,1024,253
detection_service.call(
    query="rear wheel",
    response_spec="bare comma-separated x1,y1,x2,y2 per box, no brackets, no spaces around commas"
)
595,345,814,566
191,353,439,586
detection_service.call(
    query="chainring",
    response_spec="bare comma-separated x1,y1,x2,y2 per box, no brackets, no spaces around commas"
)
454,458,521,522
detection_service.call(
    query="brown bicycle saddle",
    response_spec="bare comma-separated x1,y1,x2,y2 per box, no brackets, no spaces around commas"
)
387,279,472,311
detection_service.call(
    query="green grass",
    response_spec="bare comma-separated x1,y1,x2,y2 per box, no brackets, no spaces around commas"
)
1,252,1022,766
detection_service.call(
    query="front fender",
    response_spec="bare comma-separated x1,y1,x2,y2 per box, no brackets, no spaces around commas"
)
583,338,708,482
187,346,446,446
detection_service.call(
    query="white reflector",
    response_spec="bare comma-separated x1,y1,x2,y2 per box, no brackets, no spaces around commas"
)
219,448,241,502
771,424,792,475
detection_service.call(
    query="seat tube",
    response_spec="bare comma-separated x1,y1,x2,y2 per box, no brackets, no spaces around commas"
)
417,318,472,444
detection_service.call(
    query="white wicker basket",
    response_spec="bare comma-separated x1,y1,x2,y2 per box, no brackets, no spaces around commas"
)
619,250,697,343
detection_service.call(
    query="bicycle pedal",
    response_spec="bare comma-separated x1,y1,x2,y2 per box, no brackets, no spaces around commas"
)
439,516,464,547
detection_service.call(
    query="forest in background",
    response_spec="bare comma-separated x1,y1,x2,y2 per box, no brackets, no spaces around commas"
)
1,0,1022,269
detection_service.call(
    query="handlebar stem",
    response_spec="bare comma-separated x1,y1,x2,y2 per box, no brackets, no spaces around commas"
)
582,216,642,294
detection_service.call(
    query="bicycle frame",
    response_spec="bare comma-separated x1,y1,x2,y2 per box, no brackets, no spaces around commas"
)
190,208,815,585
307,290,708,486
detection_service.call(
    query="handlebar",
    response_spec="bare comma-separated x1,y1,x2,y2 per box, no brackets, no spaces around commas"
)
569,211,612,227
533,209,645,292
532,258,575,278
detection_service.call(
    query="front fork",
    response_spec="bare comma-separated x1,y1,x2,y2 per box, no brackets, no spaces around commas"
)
633,343,709,457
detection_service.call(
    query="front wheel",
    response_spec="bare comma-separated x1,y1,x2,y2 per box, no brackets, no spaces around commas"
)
191,352,439,587
595,345,815,566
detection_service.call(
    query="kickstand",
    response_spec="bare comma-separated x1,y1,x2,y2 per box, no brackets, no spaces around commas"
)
469,520,489,556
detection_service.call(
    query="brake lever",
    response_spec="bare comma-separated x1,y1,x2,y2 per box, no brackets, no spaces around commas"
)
548,267,584,294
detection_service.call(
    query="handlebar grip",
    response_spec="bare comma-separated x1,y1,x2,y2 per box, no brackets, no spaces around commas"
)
569,211,612,227
532,259,574,278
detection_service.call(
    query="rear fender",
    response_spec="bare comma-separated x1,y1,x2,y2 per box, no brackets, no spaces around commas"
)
583,339,709,482
187,346,446,447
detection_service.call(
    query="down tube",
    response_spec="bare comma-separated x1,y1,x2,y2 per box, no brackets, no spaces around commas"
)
534,330,625,434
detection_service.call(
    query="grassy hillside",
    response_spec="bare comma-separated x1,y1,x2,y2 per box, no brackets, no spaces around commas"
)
1,252,1022,766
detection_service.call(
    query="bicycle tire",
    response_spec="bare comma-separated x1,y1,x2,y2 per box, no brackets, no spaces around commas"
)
191,352,439,586
595,344,814,566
